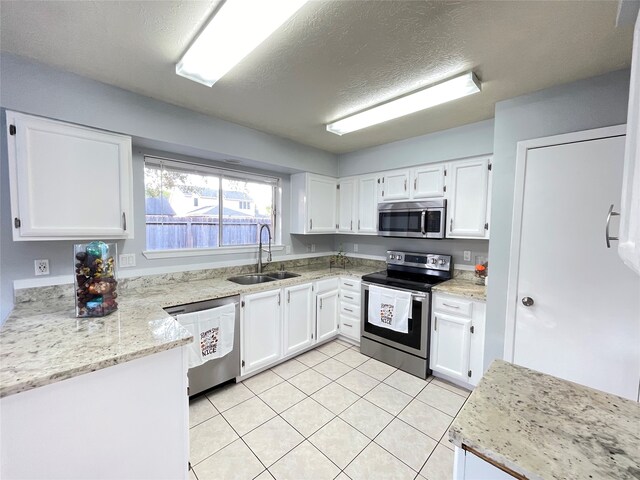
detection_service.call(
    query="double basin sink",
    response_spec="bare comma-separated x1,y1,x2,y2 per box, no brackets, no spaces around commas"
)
228,271,300,285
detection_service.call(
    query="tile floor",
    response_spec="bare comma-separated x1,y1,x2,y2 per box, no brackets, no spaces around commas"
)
188,339,471,480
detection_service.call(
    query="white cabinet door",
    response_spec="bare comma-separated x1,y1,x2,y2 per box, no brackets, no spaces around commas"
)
337,178,356,233
6,111,133,241
283,283,314,357
242,289,282,375
447,157,490,238
381,169,410,201
357,175,378,234
431,312,471,382
308,174,338,233
316,289,339,342
411,165,445,199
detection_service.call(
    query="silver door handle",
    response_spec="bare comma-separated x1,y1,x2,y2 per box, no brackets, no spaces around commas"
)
605,204,620,248
414,178,417,190
450,218,453,232
358,219,361,230
404,179,407,191
278,293,281,305
434,317,437,331
350,220,353,230
287,291,291,303
522,297,534,307
319,298,323,309
421,210,426,235
310,218,313,230
122,212,127,231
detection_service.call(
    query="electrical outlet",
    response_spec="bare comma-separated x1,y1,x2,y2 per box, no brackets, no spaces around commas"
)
311,244,316,253
353,243,359,253
34,259,49,276
464,250,471,262
119,253,136,268
285,245,291,255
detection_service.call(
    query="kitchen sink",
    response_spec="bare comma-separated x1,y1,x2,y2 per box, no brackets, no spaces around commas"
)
227,274,277,285
265,271,301,280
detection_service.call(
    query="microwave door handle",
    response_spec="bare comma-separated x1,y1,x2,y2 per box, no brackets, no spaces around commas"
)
421,210,426,235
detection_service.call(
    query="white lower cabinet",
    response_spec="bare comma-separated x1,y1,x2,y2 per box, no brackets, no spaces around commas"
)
283,283,314,357
339,278,361,342
241,288,282,375
316,290,340,343
430,293,486,386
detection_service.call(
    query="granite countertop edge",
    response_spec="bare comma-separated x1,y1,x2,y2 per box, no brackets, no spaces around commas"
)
0,267,372,398
432,277,487,301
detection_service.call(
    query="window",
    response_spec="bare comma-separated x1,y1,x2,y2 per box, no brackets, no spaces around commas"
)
144,156,277,251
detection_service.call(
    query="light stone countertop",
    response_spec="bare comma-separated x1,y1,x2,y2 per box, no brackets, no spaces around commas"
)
0,265,375,399
432,277,487,301
449,360,640,480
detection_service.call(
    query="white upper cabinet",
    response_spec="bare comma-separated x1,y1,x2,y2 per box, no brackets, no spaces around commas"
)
6,111,133,241
290,172,337,234
357,175,378,234
337,177,357,233
411,164,445,199
446,156,491,239
380,169,410,201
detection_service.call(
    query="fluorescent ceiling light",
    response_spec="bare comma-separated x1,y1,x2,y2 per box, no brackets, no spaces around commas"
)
326,72,481,136
176,0,308,87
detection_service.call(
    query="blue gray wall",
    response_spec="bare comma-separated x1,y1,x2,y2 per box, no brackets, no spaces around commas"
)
485,68,631,368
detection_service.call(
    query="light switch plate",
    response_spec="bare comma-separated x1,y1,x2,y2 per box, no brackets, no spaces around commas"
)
119,253,136,268
353,243,359,253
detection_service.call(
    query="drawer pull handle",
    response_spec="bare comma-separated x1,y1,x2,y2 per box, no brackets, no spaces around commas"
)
343,323,352,328
344,295,354,300
442,303,460,309
344,307,353,312
344,282,354,287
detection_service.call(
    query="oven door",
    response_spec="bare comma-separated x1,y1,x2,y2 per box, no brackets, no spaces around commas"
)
360,283,430,357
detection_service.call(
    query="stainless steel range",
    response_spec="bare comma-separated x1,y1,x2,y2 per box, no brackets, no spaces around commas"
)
360,250,453,379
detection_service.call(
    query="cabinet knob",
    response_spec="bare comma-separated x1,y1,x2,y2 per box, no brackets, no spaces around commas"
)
521,297,534,307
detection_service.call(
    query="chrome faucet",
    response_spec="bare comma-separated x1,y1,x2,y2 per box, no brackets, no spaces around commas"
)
257,224,272,273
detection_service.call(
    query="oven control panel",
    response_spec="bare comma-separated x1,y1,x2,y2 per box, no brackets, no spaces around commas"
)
387,250,452,271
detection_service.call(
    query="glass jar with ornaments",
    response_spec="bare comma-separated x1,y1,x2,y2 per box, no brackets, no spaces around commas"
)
475,262,488,285
74,241,118,317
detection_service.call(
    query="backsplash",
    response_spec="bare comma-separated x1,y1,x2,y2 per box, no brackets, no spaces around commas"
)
13,255,387,305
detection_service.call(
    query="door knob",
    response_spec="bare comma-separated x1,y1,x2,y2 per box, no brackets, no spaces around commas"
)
522,297,534,307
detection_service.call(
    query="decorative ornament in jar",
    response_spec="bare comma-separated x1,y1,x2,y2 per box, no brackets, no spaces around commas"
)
74,242,118,318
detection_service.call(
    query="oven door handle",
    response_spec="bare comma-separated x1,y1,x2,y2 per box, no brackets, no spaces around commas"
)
362,282,427,300
420,210,426,235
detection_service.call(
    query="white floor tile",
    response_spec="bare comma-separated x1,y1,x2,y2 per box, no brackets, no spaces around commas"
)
315,340,349,357
420,444,455,480
206,382,254,412
288,369,332,395
334,348,370,368
313,357,353,380
269,441,340,480
222,396,276,436
189,395,218,428
383,370,430,397
259,381,307,413
416,383,467,417
336,370,380,396
364,383,412,415
397,399,453,441
309,417,370,469
339,398,394,439
344,442,415,480
356,358,396,381
254,470,275,480
311,382,360,415
193,439,264,480
189,415,238,465
280,397,335,437
243,370,285,394
430,378,471,398
243,416,305,467
375,418,437,471
296,349,330,367
271,359,308,380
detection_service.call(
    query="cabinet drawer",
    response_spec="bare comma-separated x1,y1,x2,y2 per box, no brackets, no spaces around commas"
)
339,316,360,340
341,291,361,306
434,295,473,318
340,278,361,292
316,277,340,295
340,303,360,318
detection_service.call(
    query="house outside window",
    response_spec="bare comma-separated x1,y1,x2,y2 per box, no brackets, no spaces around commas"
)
144,156,277,250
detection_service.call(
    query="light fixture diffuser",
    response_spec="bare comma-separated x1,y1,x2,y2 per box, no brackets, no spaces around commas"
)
326,72,481,136
176,0,308,87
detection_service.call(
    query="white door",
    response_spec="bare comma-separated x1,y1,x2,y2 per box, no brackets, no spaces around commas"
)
316,290,339,342
447,158,490,238
411,165,445,199
242,289,282,374
308,175,337,232
7,111,133,240
357,175,378,234
511,134,640,400
337,178,356,233
381,170,410,201
430,313,471,382
283,283,314,357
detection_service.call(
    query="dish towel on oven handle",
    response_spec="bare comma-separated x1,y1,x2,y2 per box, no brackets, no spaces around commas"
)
176,303,235,369
368,285,411,334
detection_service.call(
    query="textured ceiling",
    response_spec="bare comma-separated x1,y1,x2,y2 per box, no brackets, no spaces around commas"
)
0,1,634,154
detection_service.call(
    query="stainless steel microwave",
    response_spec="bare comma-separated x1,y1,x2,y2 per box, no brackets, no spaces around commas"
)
378,200,446,239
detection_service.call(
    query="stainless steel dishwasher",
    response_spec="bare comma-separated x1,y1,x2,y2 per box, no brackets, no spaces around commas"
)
164,295,240,397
